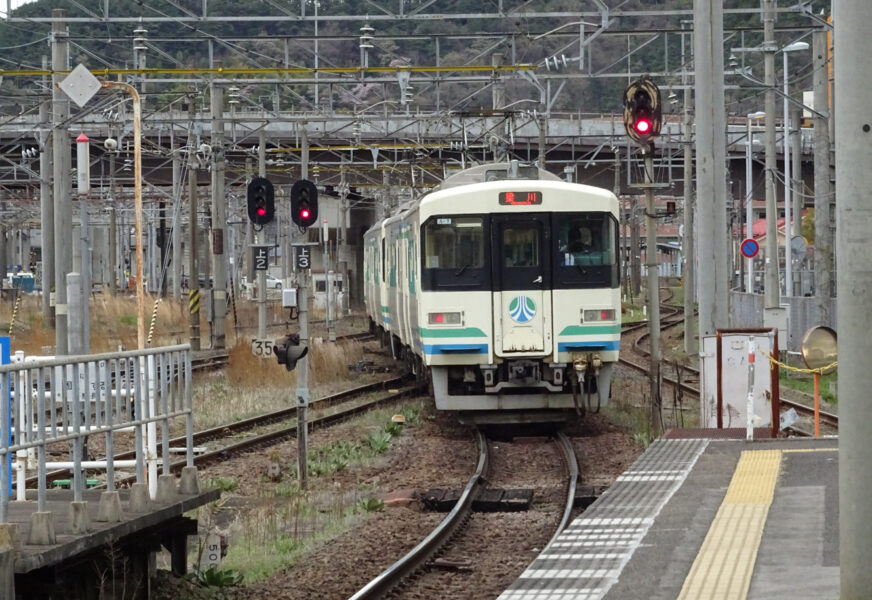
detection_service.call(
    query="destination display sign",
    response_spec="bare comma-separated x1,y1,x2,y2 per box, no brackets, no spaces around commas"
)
498,191,542,206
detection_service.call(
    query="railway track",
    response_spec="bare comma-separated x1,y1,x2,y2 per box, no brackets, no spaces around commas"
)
619,295,838,436
34,372,416,489
349,430,579,600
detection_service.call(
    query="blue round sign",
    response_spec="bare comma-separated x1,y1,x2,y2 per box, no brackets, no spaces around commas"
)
741,238,759,258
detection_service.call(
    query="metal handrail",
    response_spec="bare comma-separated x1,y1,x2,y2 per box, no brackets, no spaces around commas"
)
0,345,193,522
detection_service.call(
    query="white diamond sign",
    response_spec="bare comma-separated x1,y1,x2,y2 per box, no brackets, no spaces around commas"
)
59,64,102,108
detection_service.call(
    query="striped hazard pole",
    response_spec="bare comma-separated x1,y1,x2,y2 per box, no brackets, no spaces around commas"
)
7,293,20,337
189,288,201,351
746,336,756,441
146,298,161,346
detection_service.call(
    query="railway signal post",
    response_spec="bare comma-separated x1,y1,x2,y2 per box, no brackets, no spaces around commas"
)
247,176,276,348
289,182,317,489
624,76,665,432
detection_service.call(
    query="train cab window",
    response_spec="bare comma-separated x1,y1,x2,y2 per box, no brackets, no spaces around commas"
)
502,226,540,267
421,216,490,291
554,214,619,288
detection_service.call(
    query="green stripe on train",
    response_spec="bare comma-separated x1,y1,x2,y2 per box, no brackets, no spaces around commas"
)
558,324,622,336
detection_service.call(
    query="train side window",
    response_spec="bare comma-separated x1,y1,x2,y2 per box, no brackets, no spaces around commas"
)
381,238,386,282
422,216,485,269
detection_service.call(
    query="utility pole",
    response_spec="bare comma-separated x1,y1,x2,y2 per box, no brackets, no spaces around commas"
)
643,146,662,432
188,99,201,351
108,127,117,297
51,9,71,355
813,28,833,323
836,3,872,596
296,126,310,490
76,133,91,354
210,84,227,350
683,80,696,355
39,55,54,325
693,0,728,339
763,0,780,309
172,135,182,300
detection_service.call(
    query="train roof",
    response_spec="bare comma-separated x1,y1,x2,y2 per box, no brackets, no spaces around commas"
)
432,161,562,192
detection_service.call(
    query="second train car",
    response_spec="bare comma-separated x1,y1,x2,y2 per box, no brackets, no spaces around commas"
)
363,161,621,415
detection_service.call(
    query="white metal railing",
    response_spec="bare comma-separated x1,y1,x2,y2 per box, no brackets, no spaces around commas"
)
0,344,194,523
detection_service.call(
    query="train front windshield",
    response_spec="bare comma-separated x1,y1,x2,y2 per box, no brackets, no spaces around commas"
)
553,213,619,288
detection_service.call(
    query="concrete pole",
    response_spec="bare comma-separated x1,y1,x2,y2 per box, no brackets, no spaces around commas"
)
81,202,90,353
783,52,794,298
172,137,182,300
188,100,201,351
763,0,781,308
108,140,117,297
51,9,71,355
296,126,310,490
537,114,547,169
791,108,803,239
66,273,82,355
835,3,872,596
243,157,253,284
630,193,641,297
492,53,505,110
210,84,227,350
683,85,696,355
39,55,54,325
643,149,662,433
188,162,200,351
813,29,833,322
338,163,349,313
693,0,729,339
296,280,309,489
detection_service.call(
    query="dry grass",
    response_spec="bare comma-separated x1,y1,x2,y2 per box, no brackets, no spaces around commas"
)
0,292,311,354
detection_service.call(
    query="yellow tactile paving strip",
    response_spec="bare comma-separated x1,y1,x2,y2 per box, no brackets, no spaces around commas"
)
677,449,783,600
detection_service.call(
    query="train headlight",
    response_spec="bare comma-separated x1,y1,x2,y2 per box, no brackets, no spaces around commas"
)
582,309,616,323
428,312,463,325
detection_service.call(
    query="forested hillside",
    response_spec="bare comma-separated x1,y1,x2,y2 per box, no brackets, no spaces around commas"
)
0,0,818,114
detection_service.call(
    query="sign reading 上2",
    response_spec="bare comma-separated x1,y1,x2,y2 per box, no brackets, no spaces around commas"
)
498,191,542,206
252,246,269,271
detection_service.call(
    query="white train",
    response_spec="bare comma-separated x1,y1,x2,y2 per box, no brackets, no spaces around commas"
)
363,162,621,416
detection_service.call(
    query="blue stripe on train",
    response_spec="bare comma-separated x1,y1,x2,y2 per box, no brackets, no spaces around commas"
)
423,344,489,355
558,340,620,352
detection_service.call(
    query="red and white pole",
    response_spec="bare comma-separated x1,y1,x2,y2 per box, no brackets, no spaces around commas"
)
76,132,90,196
746,336,756,441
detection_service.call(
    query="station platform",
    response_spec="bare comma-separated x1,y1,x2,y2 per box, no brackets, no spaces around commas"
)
499,432,839,600
3,484,220,599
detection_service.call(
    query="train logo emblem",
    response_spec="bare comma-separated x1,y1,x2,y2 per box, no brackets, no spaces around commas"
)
508,296,536,323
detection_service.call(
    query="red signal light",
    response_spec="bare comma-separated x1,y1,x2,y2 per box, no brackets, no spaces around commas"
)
301,208,310,220
634,118,651,134
256,207,266,217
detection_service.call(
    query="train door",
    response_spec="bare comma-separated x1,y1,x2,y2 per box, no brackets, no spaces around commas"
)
491,214,551,354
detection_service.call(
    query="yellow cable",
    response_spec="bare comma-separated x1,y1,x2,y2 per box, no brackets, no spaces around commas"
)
766,353,837,375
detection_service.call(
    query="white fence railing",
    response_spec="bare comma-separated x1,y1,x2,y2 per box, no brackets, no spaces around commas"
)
0,344,195,525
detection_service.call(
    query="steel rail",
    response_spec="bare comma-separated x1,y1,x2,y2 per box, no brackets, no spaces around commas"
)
547,431,579,549
29,375,409,488
348,428,489,600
